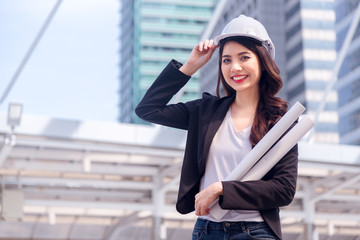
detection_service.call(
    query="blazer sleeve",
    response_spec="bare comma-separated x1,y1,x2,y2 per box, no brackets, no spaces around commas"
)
219,143,298,211
135,59,201,130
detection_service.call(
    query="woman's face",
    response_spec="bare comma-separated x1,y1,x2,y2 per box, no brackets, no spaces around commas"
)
221,41,262,94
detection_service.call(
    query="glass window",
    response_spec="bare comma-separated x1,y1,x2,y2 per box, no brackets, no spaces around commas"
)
337,24,360,51
288,81,305,98
336,0,360,23
338,77,360,106
305,61,335,70
313,122,338,132
338,46,360,79
286,1,300,20
304,40,335,50
302,19,334,30
302,0,334,10
286,21,302,40
339,108,360,135
287,42,303,59
307,101,338,111
288,62,304,79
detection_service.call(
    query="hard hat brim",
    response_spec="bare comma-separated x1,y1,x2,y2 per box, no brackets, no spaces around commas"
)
213,33,275,60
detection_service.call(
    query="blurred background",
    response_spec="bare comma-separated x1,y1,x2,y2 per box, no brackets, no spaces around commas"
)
0,0,119,121
0,0,360,239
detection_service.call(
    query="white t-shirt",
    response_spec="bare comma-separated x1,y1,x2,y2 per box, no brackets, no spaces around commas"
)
199,109,264,222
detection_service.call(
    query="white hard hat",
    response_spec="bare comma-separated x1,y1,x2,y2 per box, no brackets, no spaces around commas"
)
213,15,275,60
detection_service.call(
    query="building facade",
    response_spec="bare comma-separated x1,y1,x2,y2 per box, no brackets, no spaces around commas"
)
119,0,216,123
285,0,338,143
335,0,360,145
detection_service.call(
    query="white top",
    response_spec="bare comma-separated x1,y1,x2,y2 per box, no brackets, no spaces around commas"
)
200,109,264,222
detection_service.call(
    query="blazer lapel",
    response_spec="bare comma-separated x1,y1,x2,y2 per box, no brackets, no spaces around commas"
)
199,95,235,173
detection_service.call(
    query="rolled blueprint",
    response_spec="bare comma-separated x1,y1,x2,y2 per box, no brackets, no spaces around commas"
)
210,115,315,220
226,101,305,183
242,115,314,181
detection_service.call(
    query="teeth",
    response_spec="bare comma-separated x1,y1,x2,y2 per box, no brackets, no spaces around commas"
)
233,76,246,81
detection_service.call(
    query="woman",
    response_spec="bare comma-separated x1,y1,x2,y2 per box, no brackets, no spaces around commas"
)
135,15,298,240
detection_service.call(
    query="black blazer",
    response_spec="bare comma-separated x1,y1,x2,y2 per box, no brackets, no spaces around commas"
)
135,60,298,240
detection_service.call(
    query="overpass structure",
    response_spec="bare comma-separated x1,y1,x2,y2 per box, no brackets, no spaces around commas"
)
0,113,360,240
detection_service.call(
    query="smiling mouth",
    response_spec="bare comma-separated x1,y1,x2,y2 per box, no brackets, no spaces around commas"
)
232,75,247,82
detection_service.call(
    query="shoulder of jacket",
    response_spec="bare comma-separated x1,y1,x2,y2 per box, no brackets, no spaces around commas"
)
201,92,234,104
201,92,216,99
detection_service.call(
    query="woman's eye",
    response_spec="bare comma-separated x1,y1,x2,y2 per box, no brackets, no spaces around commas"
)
223,59,230,63
241,56,250,60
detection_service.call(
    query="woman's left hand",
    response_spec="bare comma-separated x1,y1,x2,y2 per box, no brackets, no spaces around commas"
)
179,39,218,76
195,182,223,216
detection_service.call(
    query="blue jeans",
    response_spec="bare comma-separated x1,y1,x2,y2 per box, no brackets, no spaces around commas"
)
192,219,279,240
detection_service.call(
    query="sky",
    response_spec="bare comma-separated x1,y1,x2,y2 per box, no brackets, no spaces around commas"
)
0,0,119,122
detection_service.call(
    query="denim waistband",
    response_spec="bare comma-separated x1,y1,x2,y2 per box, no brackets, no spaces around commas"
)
194,218,268,232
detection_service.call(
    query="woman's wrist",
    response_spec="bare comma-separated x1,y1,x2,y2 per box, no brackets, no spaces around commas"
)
179,62,198,76
213,181,223,196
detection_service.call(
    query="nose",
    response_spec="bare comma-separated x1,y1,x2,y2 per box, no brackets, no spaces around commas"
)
231,62,242,72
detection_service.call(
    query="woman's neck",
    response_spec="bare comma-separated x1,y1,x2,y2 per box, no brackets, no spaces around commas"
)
232,89,259,112
229,90,259,131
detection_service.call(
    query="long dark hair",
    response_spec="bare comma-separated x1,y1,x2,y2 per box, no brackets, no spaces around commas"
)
216,36,288,146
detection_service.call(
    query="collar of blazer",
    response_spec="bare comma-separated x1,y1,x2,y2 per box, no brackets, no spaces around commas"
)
198,94,236,173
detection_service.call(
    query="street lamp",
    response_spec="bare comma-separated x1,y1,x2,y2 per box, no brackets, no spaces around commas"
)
7,103,23,132
6,103,23,146
1,103,24,219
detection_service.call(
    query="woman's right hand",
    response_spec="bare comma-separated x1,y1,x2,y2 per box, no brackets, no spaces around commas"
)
179,39,218,76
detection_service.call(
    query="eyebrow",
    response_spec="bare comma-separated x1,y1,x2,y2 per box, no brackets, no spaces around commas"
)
222,51,250,58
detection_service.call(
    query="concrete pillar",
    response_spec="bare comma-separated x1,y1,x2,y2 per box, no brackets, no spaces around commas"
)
303,185,315,240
